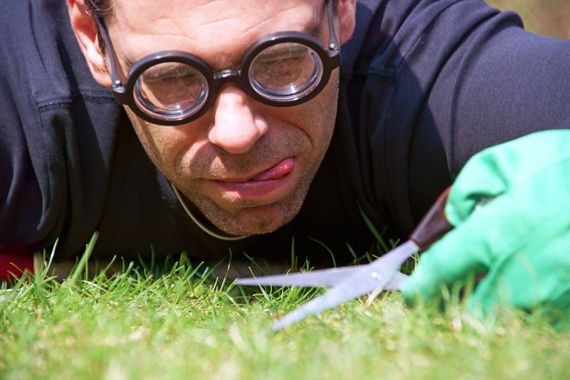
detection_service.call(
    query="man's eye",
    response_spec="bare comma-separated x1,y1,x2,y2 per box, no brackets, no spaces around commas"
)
143,72,196,85
257,53,310,77
158,74,200,87
141,64,201,85
262,56,306,72
253,54,312,82
257,47,309,66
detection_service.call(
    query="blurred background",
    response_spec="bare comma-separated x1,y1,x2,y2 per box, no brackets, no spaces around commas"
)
487,0,570,38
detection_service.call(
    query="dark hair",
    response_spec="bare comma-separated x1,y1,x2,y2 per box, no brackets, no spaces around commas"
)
86,0,339,19
85,0,113,18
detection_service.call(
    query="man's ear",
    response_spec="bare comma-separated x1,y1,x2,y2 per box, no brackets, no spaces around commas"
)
337,0,357,45
67,0,112,87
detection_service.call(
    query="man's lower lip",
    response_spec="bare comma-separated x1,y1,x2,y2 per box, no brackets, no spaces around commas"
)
216,177,292,199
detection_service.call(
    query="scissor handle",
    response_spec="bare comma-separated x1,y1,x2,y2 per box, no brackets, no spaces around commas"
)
409,187,453,250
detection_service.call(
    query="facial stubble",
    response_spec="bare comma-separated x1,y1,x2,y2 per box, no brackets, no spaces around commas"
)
127,74,340,237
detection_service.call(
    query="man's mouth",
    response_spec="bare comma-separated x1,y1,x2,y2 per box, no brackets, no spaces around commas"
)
209,157,297,205
224,157,295,183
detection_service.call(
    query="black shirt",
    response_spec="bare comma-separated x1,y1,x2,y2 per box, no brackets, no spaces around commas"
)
1,0,569,264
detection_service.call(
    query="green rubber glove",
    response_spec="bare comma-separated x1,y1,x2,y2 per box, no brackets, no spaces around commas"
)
402,130,570,321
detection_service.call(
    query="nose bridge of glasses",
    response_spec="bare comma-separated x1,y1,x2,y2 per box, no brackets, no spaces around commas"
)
214,69,242,86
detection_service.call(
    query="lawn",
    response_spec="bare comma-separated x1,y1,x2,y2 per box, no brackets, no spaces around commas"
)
1,252,569,380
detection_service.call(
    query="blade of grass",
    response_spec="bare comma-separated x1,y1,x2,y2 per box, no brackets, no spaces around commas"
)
67,231,99,287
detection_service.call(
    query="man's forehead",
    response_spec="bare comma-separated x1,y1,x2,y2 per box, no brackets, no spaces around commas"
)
110,0,322,34
108,0,325,67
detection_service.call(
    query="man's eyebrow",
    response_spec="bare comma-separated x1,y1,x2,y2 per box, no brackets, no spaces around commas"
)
304,21,323,38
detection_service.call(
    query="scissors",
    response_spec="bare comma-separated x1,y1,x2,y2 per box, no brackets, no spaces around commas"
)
235,188,453,331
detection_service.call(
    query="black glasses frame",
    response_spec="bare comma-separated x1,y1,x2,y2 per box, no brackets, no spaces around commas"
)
95,0,341,126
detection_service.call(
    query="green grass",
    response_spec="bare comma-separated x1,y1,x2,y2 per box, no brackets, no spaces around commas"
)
1,254,569,380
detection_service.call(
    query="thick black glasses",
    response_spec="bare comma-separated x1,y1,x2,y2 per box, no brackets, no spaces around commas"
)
96,1,341,126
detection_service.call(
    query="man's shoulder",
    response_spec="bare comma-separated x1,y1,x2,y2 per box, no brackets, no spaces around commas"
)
345,0,511,76
1,0,111,104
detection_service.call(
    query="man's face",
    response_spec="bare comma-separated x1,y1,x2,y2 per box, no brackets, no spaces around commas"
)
91,0,355,236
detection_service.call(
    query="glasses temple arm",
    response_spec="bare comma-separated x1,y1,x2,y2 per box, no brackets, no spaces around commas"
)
95,16,126,92
326,0,341,53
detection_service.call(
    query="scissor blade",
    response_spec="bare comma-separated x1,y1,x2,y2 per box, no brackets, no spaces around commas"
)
235,265,365,287
272,240,418,331
235,267,408,289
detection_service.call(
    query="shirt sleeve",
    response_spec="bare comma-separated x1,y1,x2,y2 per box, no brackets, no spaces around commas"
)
439,25,570,177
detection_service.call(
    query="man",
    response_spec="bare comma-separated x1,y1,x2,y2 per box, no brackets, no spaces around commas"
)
1,0,569,315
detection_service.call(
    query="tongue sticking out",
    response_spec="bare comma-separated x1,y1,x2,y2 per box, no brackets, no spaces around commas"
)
252,158,294,181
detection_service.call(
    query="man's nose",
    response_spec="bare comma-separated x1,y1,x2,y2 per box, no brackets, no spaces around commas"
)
207,86,269,154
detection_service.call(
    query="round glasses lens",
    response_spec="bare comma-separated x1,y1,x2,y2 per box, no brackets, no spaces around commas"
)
134,62,208,121
249,42,323,102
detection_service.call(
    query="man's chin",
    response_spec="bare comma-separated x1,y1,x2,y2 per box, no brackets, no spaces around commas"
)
184,173,312,237
208,203,297,237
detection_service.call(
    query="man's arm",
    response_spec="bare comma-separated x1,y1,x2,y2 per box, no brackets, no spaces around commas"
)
409,2,570,222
